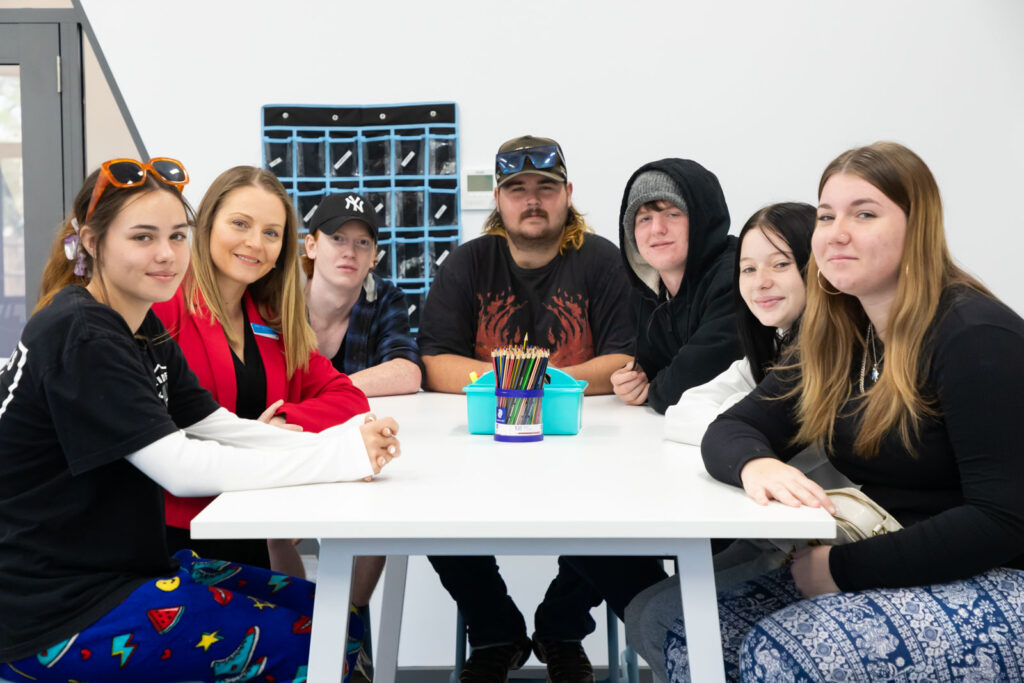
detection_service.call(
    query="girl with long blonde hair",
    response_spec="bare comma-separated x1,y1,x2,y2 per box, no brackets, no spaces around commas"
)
661,142,1024,681
153,166,370,575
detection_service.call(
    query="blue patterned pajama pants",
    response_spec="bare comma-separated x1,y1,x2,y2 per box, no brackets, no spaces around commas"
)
664,566,1024,682
1,550,319,683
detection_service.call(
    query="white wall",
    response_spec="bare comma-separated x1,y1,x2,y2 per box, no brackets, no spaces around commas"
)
83,34,140,169
77,0,1024,668
80,0,1024,313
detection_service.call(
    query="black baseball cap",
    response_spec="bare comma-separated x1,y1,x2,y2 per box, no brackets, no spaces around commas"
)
308,191,378,240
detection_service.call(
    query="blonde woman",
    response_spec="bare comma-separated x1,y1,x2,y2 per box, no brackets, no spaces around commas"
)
153,166,370,575
662,142,1024,681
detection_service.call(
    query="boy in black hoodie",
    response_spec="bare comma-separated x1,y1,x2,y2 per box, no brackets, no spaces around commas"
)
612,159,742,413
549,161,746,675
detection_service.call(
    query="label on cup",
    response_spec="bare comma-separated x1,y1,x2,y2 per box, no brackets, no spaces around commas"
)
494,420,542,437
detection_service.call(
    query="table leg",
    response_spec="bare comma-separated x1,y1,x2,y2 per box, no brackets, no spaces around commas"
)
308,540,354,683
374,554,409,683
676,538,725,683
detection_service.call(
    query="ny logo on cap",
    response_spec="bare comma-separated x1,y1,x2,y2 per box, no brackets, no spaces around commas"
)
345,195,365,213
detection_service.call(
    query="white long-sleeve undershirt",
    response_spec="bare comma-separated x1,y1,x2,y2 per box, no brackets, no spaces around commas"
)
126,408,374,497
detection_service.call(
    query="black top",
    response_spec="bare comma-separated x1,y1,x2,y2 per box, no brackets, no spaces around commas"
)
418,234,634,368
627,252,740,414
618,158,742,413
702,286,1024,591
231,308,268,420
0,286,218,660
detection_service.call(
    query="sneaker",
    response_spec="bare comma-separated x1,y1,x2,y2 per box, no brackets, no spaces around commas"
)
349,645,373,683
459,637,532,683
532,639,595,683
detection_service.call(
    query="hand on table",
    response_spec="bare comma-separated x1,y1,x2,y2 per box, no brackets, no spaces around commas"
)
791,545,839,597
361,413,401,478
257,399,303,432
739,457,836,513
611,361,649,405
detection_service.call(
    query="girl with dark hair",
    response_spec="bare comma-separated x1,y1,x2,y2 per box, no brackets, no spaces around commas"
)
629,203,848,682
661,142,1024,681
0,160,399,682
665,202,815,444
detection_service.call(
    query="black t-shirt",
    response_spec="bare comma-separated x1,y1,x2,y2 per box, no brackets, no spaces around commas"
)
418,234,634,367
0,286,218,660
702,286,1024,591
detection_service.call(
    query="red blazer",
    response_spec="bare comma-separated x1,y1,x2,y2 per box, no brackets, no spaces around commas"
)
153,287,370,529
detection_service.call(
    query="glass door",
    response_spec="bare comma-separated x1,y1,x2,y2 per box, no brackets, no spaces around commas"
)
0,22,67,355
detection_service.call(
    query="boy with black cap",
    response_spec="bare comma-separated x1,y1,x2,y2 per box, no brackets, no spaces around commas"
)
417,136,634,683
303,190,421,396
611,159,741,413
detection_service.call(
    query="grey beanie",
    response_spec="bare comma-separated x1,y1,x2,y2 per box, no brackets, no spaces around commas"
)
622,171,689,293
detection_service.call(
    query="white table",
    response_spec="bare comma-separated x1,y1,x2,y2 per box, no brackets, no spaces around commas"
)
192,393,833,683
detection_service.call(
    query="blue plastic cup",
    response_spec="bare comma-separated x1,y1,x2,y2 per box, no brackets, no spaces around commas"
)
494,387,543,442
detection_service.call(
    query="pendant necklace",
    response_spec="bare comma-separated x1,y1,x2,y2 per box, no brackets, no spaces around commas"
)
859,323,884,393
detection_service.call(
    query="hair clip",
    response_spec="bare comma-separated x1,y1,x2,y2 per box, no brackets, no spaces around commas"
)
64,219,88,276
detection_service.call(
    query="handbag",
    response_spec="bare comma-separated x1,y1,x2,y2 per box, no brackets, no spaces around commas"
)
824,486,902,544
771,487,902,559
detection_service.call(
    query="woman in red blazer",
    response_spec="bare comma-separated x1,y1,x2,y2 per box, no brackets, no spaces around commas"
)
154,166,369,575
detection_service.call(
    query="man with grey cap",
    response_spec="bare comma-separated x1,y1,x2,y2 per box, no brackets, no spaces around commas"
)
610,158,741,413
417,136,634,683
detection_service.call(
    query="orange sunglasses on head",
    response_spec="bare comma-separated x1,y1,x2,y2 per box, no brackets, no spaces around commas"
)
85,157,189,221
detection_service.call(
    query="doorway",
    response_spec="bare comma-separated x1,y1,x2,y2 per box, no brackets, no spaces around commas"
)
0,13,83,354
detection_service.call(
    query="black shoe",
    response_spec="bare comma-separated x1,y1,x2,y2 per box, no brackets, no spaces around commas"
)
459,638,532,683
532,639,595,683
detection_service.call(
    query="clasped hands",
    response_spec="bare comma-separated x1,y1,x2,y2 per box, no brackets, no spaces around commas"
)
258,399,401,480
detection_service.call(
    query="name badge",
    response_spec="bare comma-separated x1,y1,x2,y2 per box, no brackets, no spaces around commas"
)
250,323,280,340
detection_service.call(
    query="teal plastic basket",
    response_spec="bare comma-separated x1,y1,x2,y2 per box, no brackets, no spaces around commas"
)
463,367,587,435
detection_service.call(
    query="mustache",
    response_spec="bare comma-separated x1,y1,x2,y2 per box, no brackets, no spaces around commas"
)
520,208,548,221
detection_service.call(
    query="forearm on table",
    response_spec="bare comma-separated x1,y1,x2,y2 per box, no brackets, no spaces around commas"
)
561,353,632,395
349,358,422,397
421,353,492,393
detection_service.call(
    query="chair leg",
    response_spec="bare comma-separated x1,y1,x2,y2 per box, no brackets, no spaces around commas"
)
451,609,467,683
624,644,639,683
601,602,639,683
605,602,620,682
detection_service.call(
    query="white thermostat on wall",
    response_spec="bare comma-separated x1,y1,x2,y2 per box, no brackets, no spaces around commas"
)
462,168,495,211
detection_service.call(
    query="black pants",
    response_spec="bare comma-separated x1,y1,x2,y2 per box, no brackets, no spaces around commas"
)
428,555,667,648
559,555,669,620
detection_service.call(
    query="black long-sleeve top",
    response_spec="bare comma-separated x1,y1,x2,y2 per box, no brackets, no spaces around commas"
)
702,286,1024,591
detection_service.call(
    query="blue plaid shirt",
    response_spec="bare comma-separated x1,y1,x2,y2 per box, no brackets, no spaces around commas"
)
330,273,421,375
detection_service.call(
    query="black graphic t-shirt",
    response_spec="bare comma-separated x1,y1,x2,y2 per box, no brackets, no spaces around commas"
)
418,234,633,367
0,286,218,660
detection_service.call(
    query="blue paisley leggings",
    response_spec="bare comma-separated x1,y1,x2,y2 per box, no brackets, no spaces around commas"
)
664,566,1024,682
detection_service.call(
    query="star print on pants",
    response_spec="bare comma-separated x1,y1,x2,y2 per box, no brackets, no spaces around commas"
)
195,631,222,651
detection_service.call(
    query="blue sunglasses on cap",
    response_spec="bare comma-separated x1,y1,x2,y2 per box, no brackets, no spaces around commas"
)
495,145,563,175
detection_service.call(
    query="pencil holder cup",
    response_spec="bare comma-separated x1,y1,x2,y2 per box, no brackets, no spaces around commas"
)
494,387,543,442
464,368,587,436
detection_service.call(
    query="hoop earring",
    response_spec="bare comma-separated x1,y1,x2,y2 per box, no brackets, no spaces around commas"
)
816,268,841,296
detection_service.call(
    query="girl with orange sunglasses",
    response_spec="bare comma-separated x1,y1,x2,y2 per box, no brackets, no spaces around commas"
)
0,159,399,682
